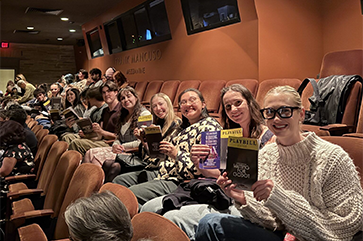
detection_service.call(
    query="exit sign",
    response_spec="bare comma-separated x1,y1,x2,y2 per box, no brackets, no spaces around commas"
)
1,42,9,48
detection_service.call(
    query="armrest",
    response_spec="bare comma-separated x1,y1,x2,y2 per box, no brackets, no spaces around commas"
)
10,209,54,221
10,209,54,229
319,124,355,136
7,188,43,200
343,133,363,138
5,174,36,183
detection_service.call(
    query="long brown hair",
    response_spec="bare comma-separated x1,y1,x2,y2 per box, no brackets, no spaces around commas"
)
220,84,264,138
116,86,142,134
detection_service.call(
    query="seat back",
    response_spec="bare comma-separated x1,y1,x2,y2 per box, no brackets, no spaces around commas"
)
341,81,362,128
141,80,163,105
99,183,138,218
321,136,363,187
33,135,58,181
319,49,363,78
256,78,302,107
43,150,81,217
31,125,43,135
160,80,180,104
128,81,137,88
18,224,48,241
173,80,201,109
134,81,149,101
36,141,69,194
27,120,37,129
131,212,190,241
35,129,49,147
53,163,104,239
226,79,259,97
198,80,226,114
356,96,363,134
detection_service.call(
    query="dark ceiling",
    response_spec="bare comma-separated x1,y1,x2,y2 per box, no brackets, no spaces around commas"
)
1,0,122,45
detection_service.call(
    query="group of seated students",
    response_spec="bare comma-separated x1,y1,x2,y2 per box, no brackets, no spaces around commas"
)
1,68,362,241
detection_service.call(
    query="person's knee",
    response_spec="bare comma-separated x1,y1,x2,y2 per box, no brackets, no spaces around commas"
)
140,196,164,213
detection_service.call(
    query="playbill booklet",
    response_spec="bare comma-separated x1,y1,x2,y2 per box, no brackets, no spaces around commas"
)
61,107,80,120
138,114,153,128
144,125,165,159
77,118,98,139
226,136,259,190
200,128,243,169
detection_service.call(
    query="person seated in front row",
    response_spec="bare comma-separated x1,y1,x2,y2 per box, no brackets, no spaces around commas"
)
140,84,274,240
0,120,34,177
102,92,181,184
195,85,363,241
112,88,222,208
6,105,38,156
92,86,150,181
64,191,133,241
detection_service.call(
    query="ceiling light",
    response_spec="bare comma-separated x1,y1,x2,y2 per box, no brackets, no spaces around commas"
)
27,26,34,30
69,29,76,33
57,37,63,41
60,17,69,21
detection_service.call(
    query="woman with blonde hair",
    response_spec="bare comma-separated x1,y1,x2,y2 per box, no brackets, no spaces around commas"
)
195,85,363,241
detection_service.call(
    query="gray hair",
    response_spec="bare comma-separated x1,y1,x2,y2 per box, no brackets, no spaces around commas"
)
64,191,133,241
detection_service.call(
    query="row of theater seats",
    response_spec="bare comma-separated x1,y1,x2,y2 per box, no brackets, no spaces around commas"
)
4,120,190,241
129,77,363,137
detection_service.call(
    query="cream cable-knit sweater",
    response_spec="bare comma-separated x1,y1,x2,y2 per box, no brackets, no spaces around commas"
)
235,132,363,241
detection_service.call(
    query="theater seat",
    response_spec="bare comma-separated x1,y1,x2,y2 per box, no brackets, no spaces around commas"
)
31,125,43,135
319,49,363,78
18,224,47,241
53,163,104,239
131,212,189,241
99,183,138,218
7,151,81,239
134,81,149,101
35,129,49,147
160,80,180,105
226,79,259,97
344,95,363,138
141,80,163,107
255,78,302,107
198,80,226,114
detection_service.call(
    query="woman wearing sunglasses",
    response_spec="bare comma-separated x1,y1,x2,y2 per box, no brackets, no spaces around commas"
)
195,86,363,241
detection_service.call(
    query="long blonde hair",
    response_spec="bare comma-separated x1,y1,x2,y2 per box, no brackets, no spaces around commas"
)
264,85,303,108
150,93,179,135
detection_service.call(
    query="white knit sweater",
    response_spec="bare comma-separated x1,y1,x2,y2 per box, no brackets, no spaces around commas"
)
235,132,363,241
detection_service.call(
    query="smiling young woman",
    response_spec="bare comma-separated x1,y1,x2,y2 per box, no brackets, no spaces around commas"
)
196,85,363,241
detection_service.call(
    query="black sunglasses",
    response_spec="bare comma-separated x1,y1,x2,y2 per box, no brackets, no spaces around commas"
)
260,106,300,120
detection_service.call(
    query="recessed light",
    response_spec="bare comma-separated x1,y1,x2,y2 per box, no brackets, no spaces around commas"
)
69,29,76,33
60,17,69,21
57,37,63,41
27,26,34,30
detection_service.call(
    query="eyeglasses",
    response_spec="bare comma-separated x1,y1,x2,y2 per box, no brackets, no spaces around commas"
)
179,96,199,106
260,106,300,120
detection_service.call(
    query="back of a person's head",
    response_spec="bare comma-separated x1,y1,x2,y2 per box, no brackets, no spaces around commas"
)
86,86,103,101
64,191,133,241
7,105,27,126
0,120,26,148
